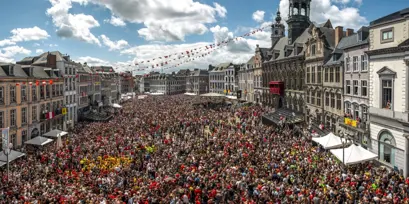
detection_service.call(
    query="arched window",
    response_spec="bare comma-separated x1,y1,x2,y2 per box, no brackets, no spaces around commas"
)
378,130,396,165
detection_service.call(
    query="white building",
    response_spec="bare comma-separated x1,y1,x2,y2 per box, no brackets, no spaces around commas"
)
225,64,240,95
209,63,231,94
367,8,409,176
238,57,255,101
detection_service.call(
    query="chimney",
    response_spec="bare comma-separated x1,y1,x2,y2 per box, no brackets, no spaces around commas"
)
346,28,354,37
335,26,343,47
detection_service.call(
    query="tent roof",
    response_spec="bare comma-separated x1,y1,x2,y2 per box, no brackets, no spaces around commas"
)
330,144,378,165
200,92,225,97
312,132,344,149
184,92,197,96
43,129,68,138
25,136,54,146
0,150,25,162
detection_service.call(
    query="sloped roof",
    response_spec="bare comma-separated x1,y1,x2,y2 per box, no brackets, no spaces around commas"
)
246,56,255,64
319,27,336,49
370,7,409,26
32,66,52,78
212,62,232,71
191,69,209,76
32,51,67,65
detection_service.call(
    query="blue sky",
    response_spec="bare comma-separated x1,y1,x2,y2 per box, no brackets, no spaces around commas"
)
0,0,407,73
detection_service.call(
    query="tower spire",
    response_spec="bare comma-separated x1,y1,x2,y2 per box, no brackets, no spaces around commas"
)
275,9,282,23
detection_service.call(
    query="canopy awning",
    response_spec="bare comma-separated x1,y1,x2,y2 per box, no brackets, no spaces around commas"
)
330,144,378,165
112,103,122,108
0,150,25,162
43,129,68,138
24,136,54,146
138,95,148,99
226,95,237,100
312,132,345,149
184,92,197,96
200,93,225,97
150,92,164,95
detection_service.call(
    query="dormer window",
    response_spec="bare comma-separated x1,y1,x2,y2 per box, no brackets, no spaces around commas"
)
9,66,14,76
333,54,337,61
311,44,316,56
274,53,279,59
358,31,363,41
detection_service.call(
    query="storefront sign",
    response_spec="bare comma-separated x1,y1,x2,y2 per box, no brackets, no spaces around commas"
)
344,118,358,127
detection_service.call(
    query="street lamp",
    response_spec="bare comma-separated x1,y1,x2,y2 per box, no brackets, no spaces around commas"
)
340,132,348,177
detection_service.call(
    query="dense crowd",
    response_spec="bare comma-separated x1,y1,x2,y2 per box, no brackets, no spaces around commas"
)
0,95,408,203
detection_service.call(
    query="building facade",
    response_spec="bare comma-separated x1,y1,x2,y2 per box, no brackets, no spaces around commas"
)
209,63,231,94
239,57,255,101
304,22,337,130
0,63,64,149
338,26,370,147
225,64,240,95
262,7,309,116
92,66,119,106
254,45,268,104
186,69,209,95
367,8,409,176
120,71,134,94
17,51,78,131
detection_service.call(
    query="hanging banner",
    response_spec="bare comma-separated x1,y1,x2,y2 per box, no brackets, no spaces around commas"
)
2,128,9,152
62,108,67,115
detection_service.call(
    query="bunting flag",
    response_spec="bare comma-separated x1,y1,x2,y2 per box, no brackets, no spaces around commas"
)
130,23,272,68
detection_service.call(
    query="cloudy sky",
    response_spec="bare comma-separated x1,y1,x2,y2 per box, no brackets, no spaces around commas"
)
0,0,406,74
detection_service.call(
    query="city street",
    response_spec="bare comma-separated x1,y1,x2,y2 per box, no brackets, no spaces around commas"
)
0,95,404,203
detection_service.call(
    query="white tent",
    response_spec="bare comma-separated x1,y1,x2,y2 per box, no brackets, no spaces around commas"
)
138,95,148,99
150,92,164,95
43,129,69,138
112,103,122,108
24,136,53,146
184,92,197,96
200,93,225,97
226,95,237,100
330,144,378,165
312,132,344,149
0,150,25,162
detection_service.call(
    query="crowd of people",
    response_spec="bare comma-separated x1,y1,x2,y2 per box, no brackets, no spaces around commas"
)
0,95,408,203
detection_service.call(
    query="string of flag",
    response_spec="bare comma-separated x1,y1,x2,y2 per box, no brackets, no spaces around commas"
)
128,23,272,71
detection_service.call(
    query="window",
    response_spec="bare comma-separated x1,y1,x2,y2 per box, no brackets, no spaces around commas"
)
336,94,341,110
316,92,321,106
311,67,316,83
362,105,368,121
10,109,16,127
311,44,316,56
325,92,329,106
306,67,310,83
22,130,27,143
361,55,368,71
381,28,393,43
317,66,322,84
324,69,328,82
21,85,27,102
346,57,350,72
334,67,340,83
346,80,351,95
361,80,368,97
32,106,37,121
0,112,3,128
329,67,334,82
311,91,316,105
378,131,395,165
353,103,359,119
353,80,359,95
306,91,310,103
10,86,16,103
331,93,335,108
353,56,359,72
0,87,3,104
9,66,14,75
22,107,27,125
345,102,351,114
382,80,392,109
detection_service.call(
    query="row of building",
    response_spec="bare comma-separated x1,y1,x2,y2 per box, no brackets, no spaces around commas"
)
0,51,134,149
234,0,409,176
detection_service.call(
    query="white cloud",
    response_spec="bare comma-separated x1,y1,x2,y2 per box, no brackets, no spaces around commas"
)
76,56,110,66
36,49,44,53
279,0,367,30
354,0,363,5
252,10,265,23
33,43,41,47
0,26,49,48
75,0,227,42
332,0,350,3
46,0,101,45
49,44,58,47
0,46,31,63
99,35,129,51
119,25,271,74
104,16,126,27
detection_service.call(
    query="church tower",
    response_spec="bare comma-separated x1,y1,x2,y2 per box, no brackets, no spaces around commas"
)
271,9,285,49
286,0,311,45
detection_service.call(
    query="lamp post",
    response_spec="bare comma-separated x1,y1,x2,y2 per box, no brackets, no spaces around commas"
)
340,132,347,178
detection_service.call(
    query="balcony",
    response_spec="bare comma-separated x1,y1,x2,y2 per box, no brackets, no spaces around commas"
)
370,107,409,123
339,117,368,133
21,95,27,103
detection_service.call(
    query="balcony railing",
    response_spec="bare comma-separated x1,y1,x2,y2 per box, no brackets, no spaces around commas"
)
10,97,16,103
342,117,368,131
